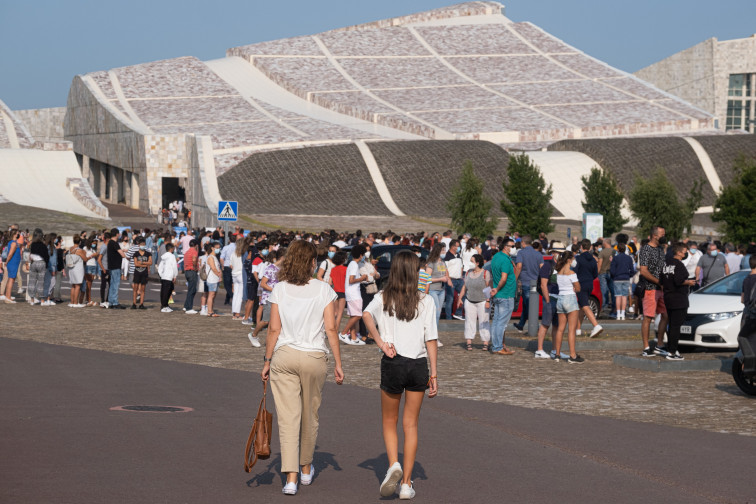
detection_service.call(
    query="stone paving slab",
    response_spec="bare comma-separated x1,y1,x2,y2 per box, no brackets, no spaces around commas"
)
614,354,733,373
1,300,754,437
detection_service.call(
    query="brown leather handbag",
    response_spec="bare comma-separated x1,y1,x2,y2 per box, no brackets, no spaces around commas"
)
244,381,273,472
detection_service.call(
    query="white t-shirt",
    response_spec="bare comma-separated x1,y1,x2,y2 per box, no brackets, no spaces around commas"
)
345,261,361,301
461,248,477,272
557,272,578,295
270,279,338,354
319,259,334,284
205,254,221,284
364,293,438,360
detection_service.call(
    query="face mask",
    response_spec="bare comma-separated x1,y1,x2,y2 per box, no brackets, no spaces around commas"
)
571,259,578,268
365,251,370,259
691,248,697,253
659,236,668,245
710,250,718,257
214,249,220,255
328,251,335,259
598,247,603,252
261,250,269,257
419,237,425,244
416,253,422,258
139,246,146,251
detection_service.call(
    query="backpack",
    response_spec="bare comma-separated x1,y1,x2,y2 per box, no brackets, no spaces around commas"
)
65,250,80,269
200,260,209,281
1,244,7,261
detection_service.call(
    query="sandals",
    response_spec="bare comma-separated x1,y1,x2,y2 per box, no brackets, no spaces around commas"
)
466,343,473,351
482,343,489,352
208,312,219,317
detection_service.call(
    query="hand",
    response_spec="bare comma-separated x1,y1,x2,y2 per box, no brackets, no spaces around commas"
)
382,342,397,358
261,362,270,382
490,288,498,296
334,365,344,385
428,376,438,398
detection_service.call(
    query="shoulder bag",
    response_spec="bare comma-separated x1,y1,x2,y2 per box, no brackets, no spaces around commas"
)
244,381,273,472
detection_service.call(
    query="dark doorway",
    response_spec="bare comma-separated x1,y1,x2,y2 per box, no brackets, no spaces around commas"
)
162,177,186,209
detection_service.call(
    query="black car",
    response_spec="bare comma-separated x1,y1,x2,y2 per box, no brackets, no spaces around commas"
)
341,244,429,289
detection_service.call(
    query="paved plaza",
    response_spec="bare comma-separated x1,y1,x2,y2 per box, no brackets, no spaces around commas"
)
2,282,755,503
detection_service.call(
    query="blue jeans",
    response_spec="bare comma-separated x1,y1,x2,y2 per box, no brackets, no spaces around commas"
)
444,278,464,318
184,270,198,311
491,297,514,352
108,268,121,306
515,284,531,329
599,273,613,311
428,289,446,326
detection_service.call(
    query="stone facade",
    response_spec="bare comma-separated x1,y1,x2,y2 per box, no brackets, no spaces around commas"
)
635,35,756,130
14,107,67,143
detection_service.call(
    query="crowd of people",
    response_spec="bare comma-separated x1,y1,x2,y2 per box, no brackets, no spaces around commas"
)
1,221,755,497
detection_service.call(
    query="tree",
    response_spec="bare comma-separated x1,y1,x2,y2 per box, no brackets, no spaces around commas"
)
446,160,497,239
580,166,628,236
711,154,756,243
627,168,703,239
500,154,554,236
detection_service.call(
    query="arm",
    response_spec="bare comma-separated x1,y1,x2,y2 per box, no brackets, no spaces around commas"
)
261,303,282,381
725,262,730,276
514,262,522,279
540,276,550,302
426,339,438,398
639,265,659,285
316,264,326,281
323,302,344,384
260,276,274,292
573,280,581,293
349,273,367,285
362,311,397,358
490,270,508,297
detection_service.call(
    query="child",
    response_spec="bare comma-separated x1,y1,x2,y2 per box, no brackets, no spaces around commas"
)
362,250,438,500
330,251,348,336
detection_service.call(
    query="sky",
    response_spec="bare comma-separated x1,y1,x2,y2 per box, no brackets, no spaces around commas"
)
1,0,755,110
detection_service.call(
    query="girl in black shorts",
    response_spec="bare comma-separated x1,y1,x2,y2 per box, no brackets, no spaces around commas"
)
363,251,438,500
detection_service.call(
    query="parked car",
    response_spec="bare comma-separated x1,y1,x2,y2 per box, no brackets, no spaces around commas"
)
677,270,749,349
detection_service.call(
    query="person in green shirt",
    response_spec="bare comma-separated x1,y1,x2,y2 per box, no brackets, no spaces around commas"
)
490,238,516,355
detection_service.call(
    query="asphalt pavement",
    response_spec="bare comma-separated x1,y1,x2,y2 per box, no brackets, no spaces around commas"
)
1,337,753,504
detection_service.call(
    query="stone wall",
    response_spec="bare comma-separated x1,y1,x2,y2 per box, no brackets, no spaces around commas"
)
14,107,66,142
712,36,756,125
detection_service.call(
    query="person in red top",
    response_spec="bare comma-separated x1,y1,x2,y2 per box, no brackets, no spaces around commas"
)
183,239,199,314
330,251,348,334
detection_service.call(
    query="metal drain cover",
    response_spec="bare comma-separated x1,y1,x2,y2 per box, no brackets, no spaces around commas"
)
110,405,193,413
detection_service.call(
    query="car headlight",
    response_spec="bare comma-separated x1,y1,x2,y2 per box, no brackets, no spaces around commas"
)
705,311,742,321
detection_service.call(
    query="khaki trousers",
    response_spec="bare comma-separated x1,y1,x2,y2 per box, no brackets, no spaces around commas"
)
270,345,327,473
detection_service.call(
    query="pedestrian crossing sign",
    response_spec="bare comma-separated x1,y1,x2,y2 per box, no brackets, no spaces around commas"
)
217,200,238,221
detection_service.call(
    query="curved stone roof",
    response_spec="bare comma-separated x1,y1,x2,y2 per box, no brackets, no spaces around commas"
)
548,137,717,206
0,98,35,149
692,134,756,188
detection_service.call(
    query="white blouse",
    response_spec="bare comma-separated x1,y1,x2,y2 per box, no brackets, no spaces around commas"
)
270,279,337,354
364,293,438,360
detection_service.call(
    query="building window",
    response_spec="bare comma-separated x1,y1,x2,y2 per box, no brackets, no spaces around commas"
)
726,73,755,132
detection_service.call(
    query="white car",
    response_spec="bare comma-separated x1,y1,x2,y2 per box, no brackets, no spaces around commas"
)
677,270,749,349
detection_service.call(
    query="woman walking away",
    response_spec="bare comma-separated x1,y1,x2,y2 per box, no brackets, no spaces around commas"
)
66,235,87,308
27,229,49,305
552,251,585,363
363,251,438,500
458,254,491,351
261,240,344,496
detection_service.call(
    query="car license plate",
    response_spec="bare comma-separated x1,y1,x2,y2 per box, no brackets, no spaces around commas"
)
680,325,692,335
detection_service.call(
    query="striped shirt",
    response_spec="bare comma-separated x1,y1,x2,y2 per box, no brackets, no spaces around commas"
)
125,245,140,275
418,270,432,292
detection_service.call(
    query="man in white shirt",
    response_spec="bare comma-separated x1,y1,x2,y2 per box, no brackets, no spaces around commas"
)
220,234,237,305
340,245,369,345
158,243,179,312
725,243,741,273
440,230,452,250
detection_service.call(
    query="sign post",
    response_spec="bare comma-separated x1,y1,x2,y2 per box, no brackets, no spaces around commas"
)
217,201,238,242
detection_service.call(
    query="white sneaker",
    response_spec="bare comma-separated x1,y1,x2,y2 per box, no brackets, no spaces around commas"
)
33,299,40,305
575,329,582,336
627,306,635,314
300,464,315,486
380,462,403,497
0,295,5,301
282,482,298,495
248,334,261,347
161,307,173,313
100,302,109,309
200,308,208,316
242,318,254,325
590,325,604,338
437,341,444,347
399,482,416,500
4,299,16,304
534,350,551,359
185,309,198,314
72,304,85,308
339,333,351,344
349,338,366,346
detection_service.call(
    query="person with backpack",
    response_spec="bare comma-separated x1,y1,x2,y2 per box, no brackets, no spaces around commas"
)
131,237,152,310
66,235,87,308
535,251,562,359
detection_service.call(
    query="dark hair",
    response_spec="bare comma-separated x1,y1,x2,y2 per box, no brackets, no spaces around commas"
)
332,251,347,266
672,242,686,256
165,243,175,252
275,247,287,260
556,250,574,272
615,233,628,244
352,244,366,259
278,240,317,286
750,255,756,270
581,239,592,251
381,251,421,322
427,243,444,263
472,254,485,269
617,243,626,254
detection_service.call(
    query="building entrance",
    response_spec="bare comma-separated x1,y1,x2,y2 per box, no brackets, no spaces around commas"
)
161,177,186,210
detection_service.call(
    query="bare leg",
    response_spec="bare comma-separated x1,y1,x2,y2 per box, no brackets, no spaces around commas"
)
335,299,346,332
554,313,566,355
582,306,599,327
641,314,652,349
381,390,401,466
207,292,216,314
536,323,547,352
567,310,579,358
243,299,254,320
132,284,139,305
344,316,361,340
400,391,425,485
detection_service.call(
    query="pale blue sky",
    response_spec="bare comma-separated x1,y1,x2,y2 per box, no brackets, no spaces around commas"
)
1,0,754,109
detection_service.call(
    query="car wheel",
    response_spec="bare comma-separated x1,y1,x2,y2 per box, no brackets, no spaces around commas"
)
589,296,600,319
732,358,756,396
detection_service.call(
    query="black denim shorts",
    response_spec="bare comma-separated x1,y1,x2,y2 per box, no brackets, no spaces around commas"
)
380,354,429,394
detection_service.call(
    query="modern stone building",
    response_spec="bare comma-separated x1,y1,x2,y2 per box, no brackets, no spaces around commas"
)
635,35,756,133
